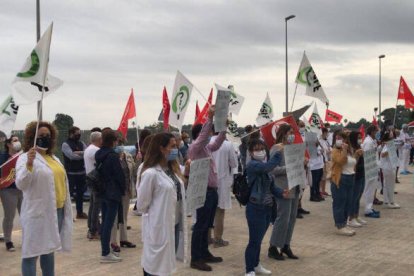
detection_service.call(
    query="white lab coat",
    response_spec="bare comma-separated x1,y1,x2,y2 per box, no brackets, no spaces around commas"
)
210,137,237,209
136,165,187,276
15,152,73,259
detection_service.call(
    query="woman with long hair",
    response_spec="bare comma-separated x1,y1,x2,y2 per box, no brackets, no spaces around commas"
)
348,131,367,228
137,132,187,276
268,124,300,261
16,121,73,275
331,131,361,236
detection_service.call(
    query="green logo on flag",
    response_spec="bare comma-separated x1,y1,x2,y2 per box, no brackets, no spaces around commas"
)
296,66,313,86
172,85,190,113
17,50,40,78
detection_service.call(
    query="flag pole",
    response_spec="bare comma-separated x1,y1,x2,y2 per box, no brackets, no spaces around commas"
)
135,120,140,152
392,99,399,126
289,83,299,112
36,0,42,121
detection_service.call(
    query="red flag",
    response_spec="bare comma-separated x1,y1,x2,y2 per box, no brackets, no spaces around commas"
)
195,101,200,120
325,109,343,123
117,89,136,138
194,88,213,125
0,154,19,189
372,116,378,128
398,76,414,108
359,124,365,141
162,86,170,130
260,115,303,149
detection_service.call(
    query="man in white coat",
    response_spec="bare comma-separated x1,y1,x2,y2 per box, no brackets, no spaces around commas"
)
362,125,381,218
209,134,238,247
399,124,412,175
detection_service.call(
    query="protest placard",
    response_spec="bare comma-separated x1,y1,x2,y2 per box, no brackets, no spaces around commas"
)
386,141,399,168
214,84,231,132
364,148,378,181
305,132,318,159
186,158,211,212
284,143,306,190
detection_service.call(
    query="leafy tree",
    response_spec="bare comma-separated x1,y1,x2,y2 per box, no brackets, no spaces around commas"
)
53,113,74,131
381,105,412,128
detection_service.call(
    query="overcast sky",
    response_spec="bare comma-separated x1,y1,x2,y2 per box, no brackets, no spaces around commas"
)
1,0,414,131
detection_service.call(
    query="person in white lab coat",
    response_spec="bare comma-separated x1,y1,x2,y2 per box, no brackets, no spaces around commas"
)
15,121,73,276
210,134,238,247
398,124,412,175
137,132,187,276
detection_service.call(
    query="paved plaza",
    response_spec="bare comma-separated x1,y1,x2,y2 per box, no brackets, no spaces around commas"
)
1,172,413,276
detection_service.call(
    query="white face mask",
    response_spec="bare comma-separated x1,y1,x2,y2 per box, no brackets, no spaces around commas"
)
252,150,266,161
12,141,21,152
357,139,362,145
287,134,295,144
335,140,343,148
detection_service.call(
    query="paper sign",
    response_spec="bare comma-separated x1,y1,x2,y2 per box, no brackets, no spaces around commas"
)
284,143,306,189
214,85,231,132
364,148,378,181
186,158,211,212
305,132,318,159
386,141,399,169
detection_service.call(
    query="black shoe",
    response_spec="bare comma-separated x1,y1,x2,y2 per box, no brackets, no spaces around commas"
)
268,246,285,260
6,242,15,252
298,208,310,215
120,241,136,248
191,260,212,271
281,245,299,259
203,254,223,263
317,195,325,201
296,213,304,219
310,196,321,202
396,179,400,183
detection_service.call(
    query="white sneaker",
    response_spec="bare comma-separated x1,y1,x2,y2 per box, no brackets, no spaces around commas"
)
132,209,142,216
356,217,367,225
388,203,400,209
246,272,256,276
347,219,362,228
336,227,355,236
100,253,122,263
111,250,120,257
345,226,356,234
254,263,272,275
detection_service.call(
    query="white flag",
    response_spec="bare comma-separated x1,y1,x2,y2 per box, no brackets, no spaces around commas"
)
12,23,63,105
296,52,329,105
256,93,274,126
308,104,323,134
228,87,245,115
169,71,193,130
0,95,19,138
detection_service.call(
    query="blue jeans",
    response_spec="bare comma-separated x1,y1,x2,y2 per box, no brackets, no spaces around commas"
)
22,208,63,276
310,168,323,198
101,198,119,256
350,177,365,217
245,202,272,273
331,174,354,228
191,189,218,261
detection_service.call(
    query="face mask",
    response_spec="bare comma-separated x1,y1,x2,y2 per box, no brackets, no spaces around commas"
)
207,136,212,143
184,138,190,144
114,146,124,154
287,134,295,144
357,139,362,145
252,150,266,161
73,134,81,141
36,136,51,151
335,139,343,148
375,132,380,141
167,148,178,161
12,141,21,151
179,141,184,148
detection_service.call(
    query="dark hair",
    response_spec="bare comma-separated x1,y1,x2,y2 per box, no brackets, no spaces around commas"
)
366,125,378,136
101,128,117,148
244,125,253,133
139,129,152,147
248,139,266,152
324,123,331,128
381,131,392,143
321,127,328,134
4,135,18,152
192,124,203,140
90,127,101,133
68,126,80,136
141,133,175,177
349,131,361,150
275,124,292,144
23,121,58,155
141,134,155,159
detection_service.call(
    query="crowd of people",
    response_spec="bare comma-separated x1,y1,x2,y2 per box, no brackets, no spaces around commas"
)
0,106,413,275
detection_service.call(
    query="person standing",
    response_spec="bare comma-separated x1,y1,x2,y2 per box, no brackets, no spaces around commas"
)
268,124,300,262
85,131,102,240
362,125,381,218
62,126,88,219
319,128,332,197
309,140,325,202
95,129,126,263
399,124,412,175
189,106,226,272
16,121,73,275
0,135,23,252
210,133,238,248
137,133,187,276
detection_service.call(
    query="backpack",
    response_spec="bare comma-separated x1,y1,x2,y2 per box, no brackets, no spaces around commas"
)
232,170,250,206
86,154,108,194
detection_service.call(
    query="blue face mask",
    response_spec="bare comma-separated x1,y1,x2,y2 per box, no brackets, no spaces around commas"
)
114,146,124,154
167,148,179,161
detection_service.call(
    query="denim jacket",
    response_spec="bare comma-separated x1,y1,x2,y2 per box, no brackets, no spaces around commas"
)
246,152,284,205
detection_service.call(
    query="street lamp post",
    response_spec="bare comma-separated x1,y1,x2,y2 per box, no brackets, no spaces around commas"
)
285,14,295,114
378,54,385,127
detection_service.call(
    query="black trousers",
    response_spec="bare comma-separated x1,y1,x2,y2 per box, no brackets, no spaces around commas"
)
68,174,86,214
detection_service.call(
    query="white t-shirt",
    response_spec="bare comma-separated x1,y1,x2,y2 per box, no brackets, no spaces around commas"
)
343,156,356,175
84,144,100,174
379,144,393,171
